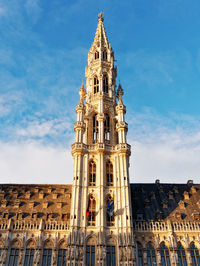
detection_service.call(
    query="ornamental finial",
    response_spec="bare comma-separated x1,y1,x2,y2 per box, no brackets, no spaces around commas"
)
79,81,85,104
117,82,124,105
98,12,104,22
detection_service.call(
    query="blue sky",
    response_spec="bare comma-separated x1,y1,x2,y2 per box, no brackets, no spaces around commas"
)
0,0,200,184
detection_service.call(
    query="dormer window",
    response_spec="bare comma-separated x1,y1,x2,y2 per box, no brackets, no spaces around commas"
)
102,50,107,60
94,77,99,94
103,74,108,93
95,51,99,60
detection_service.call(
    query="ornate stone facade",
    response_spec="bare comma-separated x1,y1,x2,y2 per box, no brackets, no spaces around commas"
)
0,13,200,266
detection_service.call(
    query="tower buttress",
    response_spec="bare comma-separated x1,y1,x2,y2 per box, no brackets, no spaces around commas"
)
70,13,135,265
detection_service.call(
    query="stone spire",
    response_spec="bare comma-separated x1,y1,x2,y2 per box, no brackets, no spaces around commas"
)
92,13,110,49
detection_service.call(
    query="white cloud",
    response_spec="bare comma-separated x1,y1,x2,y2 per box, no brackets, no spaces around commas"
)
0,141,73,184
16,118,71,138
128,111,200,183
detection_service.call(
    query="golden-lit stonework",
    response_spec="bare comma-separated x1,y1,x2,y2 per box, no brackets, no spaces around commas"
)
0,13,200,266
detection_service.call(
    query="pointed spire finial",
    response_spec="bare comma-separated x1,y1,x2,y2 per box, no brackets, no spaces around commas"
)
79,81,85,104
117,82,124,105
98,12,104,22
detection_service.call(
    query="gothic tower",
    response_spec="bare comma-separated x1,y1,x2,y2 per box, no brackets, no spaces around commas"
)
70,13,135,265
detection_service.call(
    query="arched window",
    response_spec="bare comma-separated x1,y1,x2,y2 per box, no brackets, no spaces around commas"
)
102,50,107,60
58,241,66,266
8,240,20,266
89,160,96,186
95,51,99,60
106,160,113,186
42,240,53,266
137,242,143,266
159,243,171,266
147,243,157,266
106,195,114,226
190,243,200,266
93,114,98,143
176,243,187,266
24,240,35,266
86,238,96,266
106,238,116,266
94,77,99,94
103,74,108,93
104,114,110,141
87,195,96,226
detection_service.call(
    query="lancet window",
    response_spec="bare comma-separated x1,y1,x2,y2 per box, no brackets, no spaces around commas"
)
93,115,99,143
89,160,96,186
103,74,108,93
8,248,19,266
94,51,99,60
176,243,187,266
24,249,34,266
137,243,143,266
147,243,157,266
42,241,53,266
106,160,113,186
106,246,115,266
102,50,107,60
86,238,96,266
8,240,20,266
106,195,114,226
87,195,96,226
94,77,99,94
190,243,200,266
159,243,170,266
58,249,66,266
24,241,35,266
104,114,110,141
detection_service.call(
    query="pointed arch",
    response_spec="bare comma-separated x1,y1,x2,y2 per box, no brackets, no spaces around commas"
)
87,195,96,226
106,237,116,266
94,51,99,60
8,239,21,266
25,239,35,266
159,242,171,266
146,242,157,266
89,160,96,186
189,242,200,266
86,237,96,266
58,240,67,266
94,76,99,94
93,114,99,143
103,73,108,93
106,160,113,186
137,242,143,266
106,194,114,226
102,50,107,60
176,242,187,266
104,113,110,141
42,239,53,266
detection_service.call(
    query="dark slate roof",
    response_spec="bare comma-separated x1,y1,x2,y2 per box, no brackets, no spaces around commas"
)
130,182,200,222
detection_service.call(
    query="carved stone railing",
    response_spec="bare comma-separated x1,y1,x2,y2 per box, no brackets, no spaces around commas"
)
12,220,40,230
0,220,9,230
172,221,200,232
133,221,168,232
44,221,69,231
7,220,70,232
71,143,131,153
133,221,200,233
